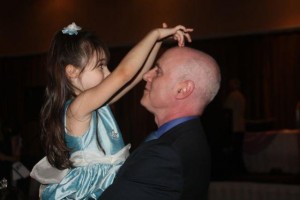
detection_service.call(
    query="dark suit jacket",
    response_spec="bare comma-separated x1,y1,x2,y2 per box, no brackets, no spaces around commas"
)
100,118,211,200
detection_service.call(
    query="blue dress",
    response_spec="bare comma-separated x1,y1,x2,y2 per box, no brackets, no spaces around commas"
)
30,103,130,200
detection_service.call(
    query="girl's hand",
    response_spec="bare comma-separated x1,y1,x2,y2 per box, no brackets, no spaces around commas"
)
157,23,193,47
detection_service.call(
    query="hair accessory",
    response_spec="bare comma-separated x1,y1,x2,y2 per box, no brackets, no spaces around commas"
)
62,22,82,35
0,178,7,189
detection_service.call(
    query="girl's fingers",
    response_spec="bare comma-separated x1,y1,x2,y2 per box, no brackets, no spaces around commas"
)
159,23,193,46
174,25,193,33
174,31,185,47
185,28,194,32
184,33,192,43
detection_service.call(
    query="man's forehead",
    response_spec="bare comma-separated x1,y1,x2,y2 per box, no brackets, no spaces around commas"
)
157,54,176,67
155,60,168,72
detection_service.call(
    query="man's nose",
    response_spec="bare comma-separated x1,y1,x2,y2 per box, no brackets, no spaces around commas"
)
143,69,154,82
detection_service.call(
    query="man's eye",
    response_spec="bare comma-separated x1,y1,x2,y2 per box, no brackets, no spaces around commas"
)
155,69,161,75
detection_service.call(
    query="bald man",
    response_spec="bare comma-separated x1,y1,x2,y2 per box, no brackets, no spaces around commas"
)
100,47,221,200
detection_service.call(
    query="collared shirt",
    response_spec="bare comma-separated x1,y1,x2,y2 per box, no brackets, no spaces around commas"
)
145,116,198,141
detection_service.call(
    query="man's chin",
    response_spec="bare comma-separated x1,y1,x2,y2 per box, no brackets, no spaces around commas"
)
140,97,150,109
140,97,146,107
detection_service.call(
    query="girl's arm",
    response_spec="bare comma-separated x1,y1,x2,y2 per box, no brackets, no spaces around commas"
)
67,24,192,135
107,37,162,104
108,23,192,104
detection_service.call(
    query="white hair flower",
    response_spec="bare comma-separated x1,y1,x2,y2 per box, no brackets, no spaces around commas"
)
62,22,82,35
0,178,7,189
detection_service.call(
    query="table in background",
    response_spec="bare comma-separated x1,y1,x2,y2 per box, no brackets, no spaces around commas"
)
209,181,300,200
243,129,300,174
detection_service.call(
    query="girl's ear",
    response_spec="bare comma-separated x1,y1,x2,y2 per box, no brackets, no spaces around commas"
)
175,80,194,99
65,64,79,79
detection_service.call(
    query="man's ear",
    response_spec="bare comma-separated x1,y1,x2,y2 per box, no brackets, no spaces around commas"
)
65,64,79,79
175,80,194,99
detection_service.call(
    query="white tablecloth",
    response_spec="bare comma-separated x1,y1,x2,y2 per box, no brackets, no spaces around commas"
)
243,129,300,174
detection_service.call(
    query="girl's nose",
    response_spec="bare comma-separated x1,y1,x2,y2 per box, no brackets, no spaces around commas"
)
103,66,111,78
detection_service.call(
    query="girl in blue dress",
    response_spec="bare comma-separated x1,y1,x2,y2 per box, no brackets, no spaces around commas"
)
30,22,192,199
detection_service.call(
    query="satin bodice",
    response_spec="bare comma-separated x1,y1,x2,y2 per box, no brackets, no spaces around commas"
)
64,102,125,159
30,102,130,200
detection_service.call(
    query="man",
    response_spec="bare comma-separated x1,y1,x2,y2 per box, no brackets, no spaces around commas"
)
100,47,221,200
224,79,246,136
224,79,246,173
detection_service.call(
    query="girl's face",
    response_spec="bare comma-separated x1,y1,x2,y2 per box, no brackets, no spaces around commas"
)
77,53,110,92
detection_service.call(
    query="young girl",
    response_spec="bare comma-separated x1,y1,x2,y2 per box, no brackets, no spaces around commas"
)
30,22,192,199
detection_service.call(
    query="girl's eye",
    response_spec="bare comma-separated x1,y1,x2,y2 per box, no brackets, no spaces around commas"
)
96,59,107,69
97,64,106,70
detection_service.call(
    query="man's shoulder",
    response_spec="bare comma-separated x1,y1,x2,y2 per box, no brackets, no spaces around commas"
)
162,118,204,141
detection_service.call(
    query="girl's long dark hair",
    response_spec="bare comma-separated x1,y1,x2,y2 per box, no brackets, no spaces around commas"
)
41,29,110,170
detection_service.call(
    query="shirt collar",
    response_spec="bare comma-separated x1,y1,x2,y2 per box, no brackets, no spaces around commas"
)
154,116,198,139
